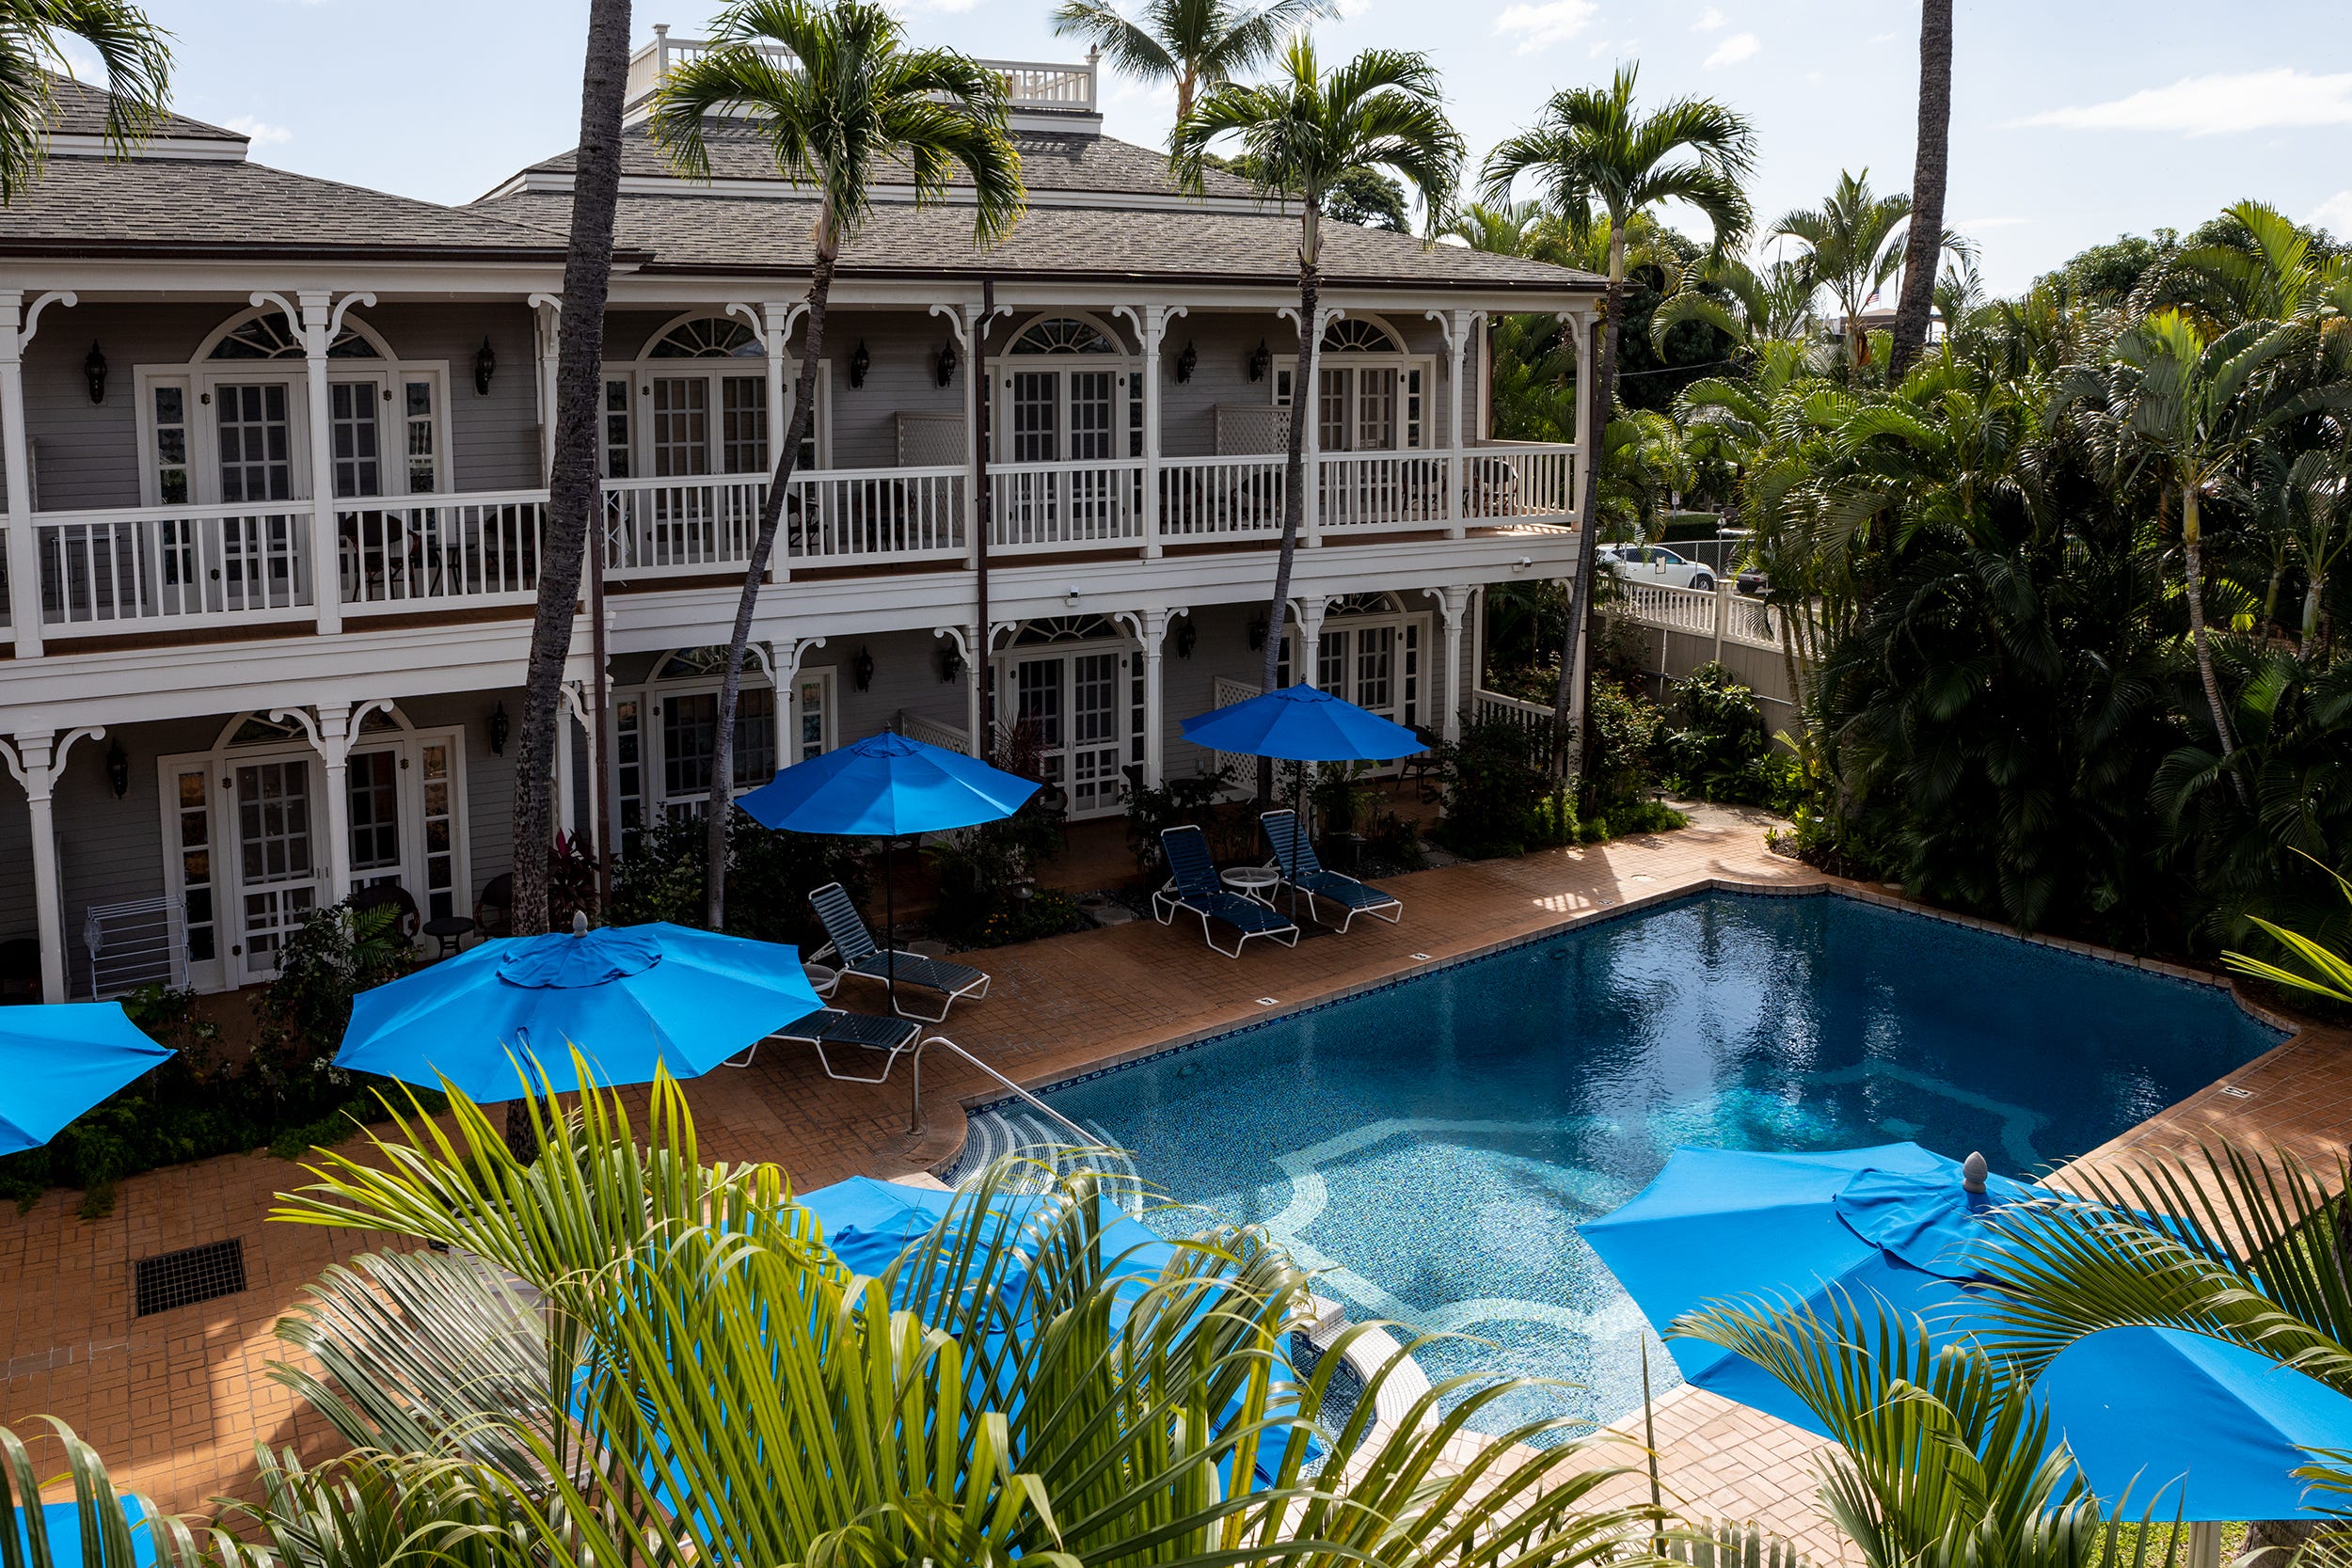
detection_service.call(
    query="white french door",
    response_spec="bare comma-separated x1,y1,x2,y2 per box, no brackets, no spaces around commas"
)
999,645,1131,818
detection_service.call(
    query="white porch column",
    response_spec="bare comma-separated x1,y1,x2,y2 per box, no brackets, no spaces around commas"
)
929,299,997,570
553,687,579,838
1290,594,1328,687
258,290,373,636
930,626,982,755
563,680,599,842
0,289,72,657
530,293,562,482
1118,607,1182,786
7,726,101,1002
1565,307,1599,746
1427,584,1471,741
1114,305,1185,559
317,703,355,902
1427,309,1481,541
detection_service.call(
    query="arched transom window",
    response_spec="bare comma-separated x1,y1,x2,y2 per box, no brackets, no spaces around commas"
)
1321,317,1402,353
649,317,764,359
1009,316,1118,355
208,312,382,360
993,314,1137,467
602,314,822,481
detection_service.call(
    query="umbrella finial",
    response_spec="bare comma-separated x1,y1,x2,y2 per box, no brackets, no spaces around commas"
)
1962,1150,1988,1195
572,911,590,937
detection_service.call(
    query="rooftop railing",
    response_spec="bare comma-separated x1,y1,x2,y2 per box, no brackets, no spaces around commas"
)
624,25,1100,118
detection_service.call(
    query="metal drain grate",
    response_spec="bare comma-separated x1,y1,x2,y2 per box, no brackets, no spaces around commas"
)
133,1239,246,1317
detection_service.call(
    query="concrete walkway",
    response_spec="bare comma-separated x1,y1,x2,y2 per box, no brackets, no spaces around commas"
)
1,803,2340,1560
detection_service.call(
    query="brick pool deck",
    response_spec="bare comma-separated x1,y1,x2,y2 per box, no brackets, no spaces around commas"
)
2,805,2344,1558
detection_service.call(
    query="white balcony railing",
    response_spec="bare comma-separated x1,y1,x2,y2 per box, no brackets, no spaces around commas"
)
989,458,1144,552
626,31,1098,118
341,492,548,614
1161,453,1286,539
37,501,315,630
12,443,1578,645
1613,578,1791,652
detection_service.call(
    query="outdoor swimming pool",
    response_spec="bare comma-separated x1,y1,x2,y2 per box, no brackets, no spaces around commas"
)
964,889,2287,1437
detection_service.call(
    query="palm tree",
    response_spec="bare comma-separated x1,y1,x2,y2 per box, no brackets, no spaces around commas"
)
0,0,172,203
2225,856,2352,1003
651,0,1025,928
1478,63,1756,783
248,1060,1666,1568
510,0,632,939
2059,309,2327,775
1053,0,1337,122
1887,0,1953,378
1172,38,1465,700
2163,198,2352,330
1649,251,1817,356
1680,1294,2127,1568
1770,169,1914,376
1974,1142,2352,1563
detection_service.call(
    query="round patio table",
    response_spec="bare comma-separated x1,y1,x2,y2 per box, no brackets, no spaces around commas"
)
1220,865,1281,906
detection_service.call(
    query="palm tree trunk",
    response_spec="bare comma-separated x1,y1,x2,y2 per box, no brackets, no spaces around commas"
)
511,0,631,938
1888,0,1951,379
2181,486,2249,811
702,242,837,927
1263,256,1318,696
2305,569,2326,645
1553,227,1623,787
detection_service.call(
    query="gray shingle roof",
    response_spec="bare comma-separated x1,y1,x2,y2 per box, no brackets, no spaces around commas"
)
481,188,1602,293
0,156,575,260
519,119,1261,200
45,75,245,144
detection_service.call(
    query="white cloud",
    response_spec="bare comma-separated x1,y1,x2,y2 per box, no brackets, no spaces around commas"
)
2019,69,2352,135
2311,191,2352,236
1692,6,1726,31
1703,30,1758,69
225,115,293,146
1493,0,1597,55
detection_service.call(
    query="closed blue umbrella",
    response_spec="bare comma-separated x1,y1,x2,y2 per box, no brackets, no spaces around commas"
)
0,1003,174,1155
736,730,1040,1005
337,920,825,1101
1582,1143,2352,1521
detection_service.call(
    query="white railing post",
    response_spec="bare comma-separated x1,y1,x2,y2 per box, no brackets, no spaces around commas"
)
261,289,372,635
1115,304,1184,559
1713,576,1729,664
0,289,72,656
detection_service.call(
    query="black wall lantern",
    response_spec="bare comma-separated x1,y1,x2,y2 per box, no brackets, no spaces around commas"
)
938,642,964,683
1248,339,1270,382
105,739,129,799
852,644,876,690
488,700,510,755
849,340,871,388
473,336,497,395
1173,616,1197,659
84,341,106,404
1174,340,1198,383
935,338,959,388
1248,613,1268,651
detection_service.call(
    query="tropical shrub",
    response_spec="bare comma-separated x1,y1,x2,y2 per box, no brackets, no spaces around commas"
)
1123,762,1236,876
610,811,869,950
1435,716,1551,857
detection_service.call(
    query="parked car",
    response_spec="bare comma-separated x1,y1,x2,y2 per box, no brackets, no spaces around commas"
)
1736,566,1771,597
1598,543,1717,593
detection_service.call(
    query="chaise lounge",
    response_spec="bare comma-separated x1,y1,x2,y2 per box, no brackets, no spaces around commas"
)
808,881,992,1022
1152,824,1300,958
1262,809,1404,933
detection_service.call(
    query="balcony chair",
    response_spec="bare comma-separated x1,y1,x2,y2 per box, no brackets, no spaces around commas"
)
351,881,421,944
1152,824,1299,958
807,882,991,1023
473,873,514,940
1261,810,1402,934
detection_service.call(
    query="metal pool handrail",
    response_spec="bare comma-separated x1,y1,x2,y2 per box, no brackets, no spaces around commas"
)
916,1035,1098,1148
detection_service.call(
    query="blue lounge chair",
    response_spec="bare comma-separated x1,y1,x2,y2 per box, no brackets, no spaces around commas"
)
809,881,991,1022
726,1005,926,1082
1262,809,1403,933
1152,824,1300,958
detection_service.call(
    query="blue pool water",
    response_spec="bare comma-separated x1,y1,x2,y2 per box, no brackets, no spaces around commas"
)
984,890,2285,1437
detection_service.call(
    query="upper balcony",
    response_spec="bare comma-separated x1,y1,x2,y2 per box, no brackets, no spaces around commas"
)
1,442,1575,649
622,26,1103,130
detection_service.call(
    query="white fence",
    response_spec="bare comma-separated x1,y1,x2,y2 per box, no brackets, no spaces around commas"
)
341,493,547,612
1470,687,1555,734
1612,579,1788,651
990,458,1144,551
37,501,315,629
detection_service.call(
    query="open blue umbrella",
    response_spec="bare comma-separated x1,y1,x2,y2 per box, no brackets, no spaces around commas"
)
336,919,825,1101
0,1003,174,1155
1582,1143,2352,1520
735,730,1040,1004
1180,683,1423,764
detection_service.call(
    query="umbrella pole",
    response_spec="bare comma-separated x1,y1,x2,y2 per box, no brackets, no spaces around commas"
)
884,835,898,1012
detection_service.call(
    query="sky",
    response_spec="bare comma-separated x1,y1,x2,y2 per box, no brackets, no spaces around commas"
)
98,0,2352,296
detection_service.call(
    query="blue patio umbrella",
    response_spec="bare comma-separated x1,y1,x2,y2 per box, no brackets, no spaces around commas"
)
1581,1143,2352,1521
0,1003,174,1156
1180,683,1423,765
735,730,1040,1002
336,920,825,1101
1181,683,1425,834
